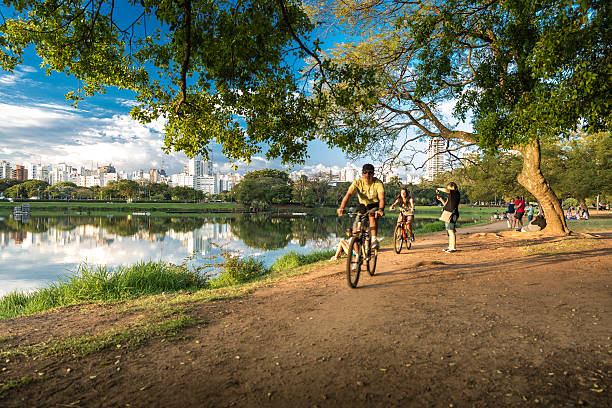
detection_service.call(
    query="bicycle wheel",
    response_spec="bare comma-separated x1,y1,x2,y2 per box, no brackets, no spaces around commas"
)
394,225,403,254
367,246,378,276
346,237,361,288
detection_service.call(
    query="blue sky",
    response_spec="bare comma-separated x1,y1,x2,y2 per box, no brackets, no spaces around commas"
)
0,51,360,175
0,3,432,178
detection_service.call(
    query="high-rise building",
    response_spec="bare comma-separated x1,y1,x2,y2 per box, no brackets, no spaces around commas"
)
425,139,446,181
188,155,213,177
0,161,11,179
11,165,28,181
23,161,34,180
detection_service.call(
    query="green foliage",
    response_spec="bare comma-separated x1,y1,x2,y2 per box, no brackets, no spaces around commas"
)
0,178,21,194
171,186,204,201
46,182,78,199
210,256,268,288
270,250,334,273
0,262,208,320
233,169,292,206
417,221,446,234
0,0,319,164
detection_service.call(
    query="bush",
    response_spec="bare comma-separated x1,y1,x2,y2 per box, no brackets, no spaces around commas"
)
270,250,335,273
208,255,268,288
417,221,446,234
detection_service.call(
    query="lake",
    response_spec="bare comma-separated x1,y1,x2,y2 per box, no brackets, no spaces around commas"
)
0,214,440,296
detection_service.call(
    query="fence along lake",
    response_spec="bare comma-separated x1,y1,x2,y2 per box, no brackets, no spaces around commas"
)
0,214,442,296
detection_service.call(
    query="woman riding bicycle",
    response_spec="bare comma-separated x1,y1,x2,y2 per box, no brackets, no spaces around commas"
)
390,187,415,242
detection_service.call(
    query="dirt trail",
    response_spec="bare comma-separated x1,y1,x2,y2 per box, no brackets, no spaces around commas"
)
1,222,611,407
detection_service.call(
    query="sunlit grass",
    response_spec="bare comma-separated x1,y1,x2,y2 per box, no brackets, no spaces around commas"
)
567,217,612,232
0,262,208,320
520,238,598,255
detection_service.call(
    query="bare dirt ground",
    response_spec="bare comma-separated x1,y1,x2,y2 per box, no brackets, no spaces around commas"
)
1,222,611,407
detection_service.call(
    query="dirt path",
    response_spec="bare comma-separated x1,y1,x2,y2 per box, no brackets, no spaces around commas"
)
1,223,611,407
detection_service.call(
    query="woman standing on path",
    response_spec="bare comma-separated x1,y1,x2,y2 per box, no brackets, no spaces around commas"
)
436,182,460,253
390,187,415,242
507,198,516,229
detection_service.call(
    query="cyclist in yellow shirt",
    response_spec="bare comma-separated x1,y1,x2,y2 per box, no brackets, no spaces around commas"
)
337,164,385,249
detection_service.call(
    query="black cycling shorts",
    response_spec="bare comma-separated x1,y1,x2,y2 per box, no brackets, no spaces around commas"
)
366,203,380,212
516,212,524,221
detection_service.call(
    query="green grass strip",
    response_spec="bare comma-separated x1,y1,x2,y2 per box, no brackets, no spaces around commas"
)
0,262,209,320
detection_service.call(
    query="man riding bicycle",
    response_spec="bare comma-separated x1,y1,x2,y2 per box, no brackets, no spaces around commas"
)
336,164,385,249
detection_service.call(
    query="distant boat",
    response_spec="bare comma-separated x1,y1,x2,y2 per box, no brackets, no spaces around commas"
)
292,212,307,216
132,212,151,216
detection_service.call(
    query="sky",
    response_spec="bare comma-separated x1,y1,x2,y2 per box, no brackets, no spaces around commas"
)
0,3,446,180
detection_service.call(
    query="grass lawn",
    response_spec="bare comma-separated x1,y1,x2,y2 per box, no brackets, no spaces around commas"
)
0,201,242,215
567,217,612,232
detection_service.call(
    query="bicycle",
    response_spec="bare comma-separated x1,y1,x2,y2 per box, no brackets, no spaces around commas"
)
394,211,413,253
342,208,379,288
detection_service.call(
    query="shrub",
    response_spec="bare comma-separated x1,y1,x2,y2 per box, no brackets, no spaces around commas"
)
270,250,335,273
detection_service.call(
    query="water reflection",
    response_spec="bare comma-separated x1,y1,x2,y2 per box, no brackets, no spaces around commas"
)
0,214,445,296
0,215,349,295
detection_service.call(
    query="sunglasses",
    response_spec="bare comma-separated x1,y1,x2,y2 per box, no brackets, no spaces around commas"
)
362,170,374,175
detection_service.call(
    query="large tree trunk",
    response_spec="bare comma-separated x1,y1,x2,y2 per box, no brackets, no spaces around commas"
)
517,139,570,234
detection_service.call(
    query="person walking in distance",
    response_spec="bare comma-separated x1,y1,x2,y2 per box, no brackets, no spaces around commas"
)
337,164,385,249
514,196,526,231
436,182,460,253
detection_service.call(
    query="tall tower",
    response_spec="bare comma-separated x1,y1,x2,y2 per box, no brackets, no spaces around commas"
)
425,139,446,181
188,155,204,177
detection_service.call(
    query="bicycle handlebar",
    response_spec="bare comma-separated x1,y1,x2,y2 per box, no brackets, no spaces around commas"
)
341,208,381,217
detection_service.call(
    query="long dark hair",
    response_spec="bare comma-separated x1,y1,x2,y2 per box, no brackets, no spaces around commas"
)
396,187,411,204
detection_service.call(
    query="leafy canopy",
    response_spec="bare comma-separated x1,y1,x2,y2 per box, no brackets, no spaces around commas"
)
0,0,320,164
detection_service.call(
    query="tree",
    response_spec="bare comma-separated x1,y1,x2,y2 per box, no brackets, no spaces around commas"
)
232,169,292,206
0,0,318,164
445,153,526,204
171,186,204,201
47,182,78,199
2,1,608,233
547,132,612,215
0,179,21,195
141,182,172,201
113,180,140,200
11,180,49,198
3,183,27,198
308,0,610,233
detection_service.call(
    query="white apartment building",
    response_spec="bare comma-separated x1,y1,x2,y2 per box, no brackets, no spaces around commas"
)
170,173,194,188
340,163,360,182
425,139,446,181
194,175,218,195
0,161,11,179
79,175,102,188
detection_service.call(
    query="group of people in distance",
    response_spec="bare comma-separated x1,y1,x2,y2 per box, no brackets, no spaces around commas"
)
329,164,461,261
490,197,547,232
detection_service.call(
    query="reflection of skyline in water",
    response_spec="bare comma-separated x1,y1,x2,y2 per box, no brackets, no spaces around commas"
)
0,216,340,296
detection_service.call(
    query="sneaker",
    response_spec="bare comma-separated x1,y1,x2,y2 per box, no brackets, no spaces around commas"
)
372,240,379,250
410,236,415,243
443,248,457,253
329,256,337,261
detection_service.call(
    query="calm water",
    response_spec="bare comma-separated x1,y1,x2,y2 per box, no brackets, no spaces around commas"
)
0,214,436,296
